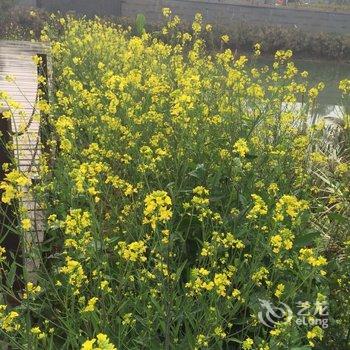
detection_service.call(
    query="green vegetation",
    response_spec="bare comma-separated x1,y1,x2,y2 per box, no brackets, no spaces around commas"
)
0,9,349,350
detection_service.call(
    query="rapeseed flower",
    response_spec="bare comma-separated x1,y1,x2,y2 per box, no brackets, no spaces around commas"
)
0,13,339,350
233,138,249,157
81,333,116,350
143,190,172,229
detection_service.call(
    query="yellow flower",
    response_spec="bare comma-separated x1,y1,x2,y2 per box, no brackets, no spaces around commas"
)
32,55,43,65
270,228,294,253
221,35,229,43
0,246,6,263
251,267,269,286
81,333,116,350
5,74,15,83
122,313,136,326
274,195,308,222
82,297,98,313
242,337,254,350
81,339,96,350
310,152,327,164
247,84,265,98
335,162,348,174
275,49,293,61
59,257,87,291
247,194,268,220
232,289,240,298
99,280,112,293
23,282,42,300
143,190,172,229
97,333,117,350
233,138,249,157
214,326,226,339
309,87,319,99
0,170,31,204
196,334,209,347
339,79,350,94
205,24,212,32
1,311,20,332
193,186,209,196
64,209,91,236
270,234,282,254
219,148,230,159
307,326,323,347
117,241,147,262
274,283,285,298
21,218,32,231
31,326,46,340
299,248,327,267
213,272,231,297
162,7,171,18
268,183,279,196
270,328,281,336
161,229,170,244
254,43,261,56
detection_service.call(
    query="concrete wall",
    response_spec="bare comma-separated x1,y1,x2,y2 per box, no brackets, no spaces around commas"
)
121,0,350,34
17,0,37,6
38,0,122,17
36,0,350,34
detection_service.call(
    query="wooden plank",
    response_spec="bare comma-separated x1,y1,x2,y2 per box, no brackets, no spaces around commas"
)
0,40,49,54
0,41,49,284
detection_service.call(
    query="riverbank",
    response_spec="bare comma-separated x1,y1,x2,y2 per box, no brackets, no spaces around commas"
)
200,0,350,14
204,20,350,62
1,6,350,62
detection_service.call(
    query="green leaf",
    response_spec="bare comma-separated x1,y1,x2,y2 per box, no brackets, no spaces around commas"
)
135,14,146,36
6,261,17,289
188,163,205,180
175,260,187,279
294,230,321,248
238,194,248,206
328,212,348,224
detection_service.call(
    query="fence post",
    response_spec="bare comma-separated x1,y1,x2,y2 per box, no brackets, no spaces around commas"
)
0,107,23,304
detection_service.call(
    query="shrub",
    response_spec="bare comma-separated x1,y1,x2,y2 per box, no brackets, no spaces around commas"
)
0,6,48,40
0,11,349,350
0,0,14,13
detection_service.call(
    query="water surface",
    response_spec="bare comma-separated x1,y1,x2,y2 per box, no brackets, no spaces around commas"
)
255,57,350,119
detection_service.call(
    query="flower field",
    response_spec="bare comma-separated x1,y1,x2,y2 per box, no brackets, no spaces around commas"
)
0,10,350,350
